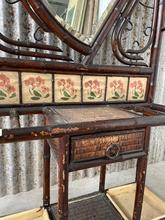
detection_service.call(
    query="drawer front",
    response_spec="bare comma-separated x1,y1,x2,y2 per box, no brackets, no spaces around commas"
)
71,130,145,162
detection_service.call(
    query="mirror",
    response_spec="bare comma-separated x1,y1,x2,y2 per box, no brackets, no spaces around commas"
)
41,0,118,45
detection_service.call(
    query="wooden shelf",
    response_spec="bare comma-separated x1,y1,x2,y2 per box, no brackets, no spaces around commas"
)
0,208,49,220
107,184,165,220
49,193,122,220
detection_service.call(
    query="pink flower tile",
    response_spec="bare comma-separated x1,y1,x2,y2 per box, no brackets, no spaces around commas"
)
128,77,147,101
54,75,81,103
83,76,106,102
0,71,20,104
22,72,52,103
106,77,128,101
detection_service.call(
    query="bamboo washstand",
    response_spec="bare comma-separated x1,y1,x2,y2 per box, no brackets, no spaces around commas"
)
0,0,165,219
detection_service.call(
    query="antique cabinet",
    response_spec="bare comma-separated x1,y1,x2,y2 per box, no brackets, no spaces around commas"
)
0,0,165,220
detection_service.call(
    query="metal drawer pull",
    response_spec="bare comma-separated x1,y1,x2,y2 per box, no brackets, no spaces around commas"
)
106,143,120,159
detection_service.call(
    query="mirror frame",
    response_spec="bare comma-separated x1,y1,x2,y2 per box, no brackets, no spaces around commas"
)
21,0,129,55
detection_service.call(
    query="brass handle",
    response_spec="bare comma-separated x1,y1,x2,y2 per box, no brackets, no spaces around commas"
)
106,143,120,159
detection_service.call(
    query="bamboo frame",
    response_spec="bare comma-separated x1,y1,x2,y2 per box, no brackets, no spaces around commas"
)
0,1,165,220
23,0,128,55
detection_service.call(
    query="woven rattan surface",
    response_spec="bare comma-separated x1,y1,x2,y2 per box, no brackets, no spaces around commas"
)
71,130,144,161
50,193,123,220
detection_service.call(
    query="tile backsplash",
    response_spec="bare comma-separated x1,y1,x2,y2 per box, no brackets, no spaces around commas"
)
54,74,81,103
106,77,128,101
0,71,148,105
83,76,106,102
0,71,20,104
128,77,147,101
22,72,52,104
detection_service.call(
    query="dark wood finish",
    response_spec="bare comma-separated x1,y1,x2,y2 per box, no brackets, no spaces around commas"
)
148,0,165,102
133,126,150,220
0,103,150,116
21,0,50,32
71,130,145,162
0,32,62,52
2,104,165,144
1,1,165,220
83,0,129,63
69,151,146,172
0,58,153,75
133,156,148,220
43,140,51,207
49,193,123,220
23,0,129,56
0,44,72,61
56,136,69,220
99,165,106,193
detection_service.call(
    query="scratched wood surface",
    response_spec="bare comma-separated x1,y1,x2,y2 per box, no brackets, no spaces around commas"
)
48,106,140,124
1,0,165,200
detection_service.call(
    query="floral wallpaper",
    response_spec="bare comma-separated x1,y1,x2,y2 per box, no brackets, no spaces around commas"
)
0,71,148,105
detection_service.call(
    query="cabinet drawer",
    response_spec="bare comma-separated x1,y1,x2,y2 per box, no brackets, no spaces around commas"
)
71,130,145,162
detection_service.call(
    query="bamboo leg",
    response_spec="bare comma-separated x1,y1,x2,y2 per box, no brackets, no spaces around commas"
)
99,165,106,193
133,156,148,220
58,136,69,220
43,140,50,207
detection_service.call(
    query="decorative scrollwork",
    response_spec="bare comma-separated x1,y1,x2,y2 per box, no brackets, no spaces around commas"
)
1,0,71,62
111,0,157,67
139,1,154,10
0,31,72,61
34,27,45,42
5,0,21,4
144,27,152,37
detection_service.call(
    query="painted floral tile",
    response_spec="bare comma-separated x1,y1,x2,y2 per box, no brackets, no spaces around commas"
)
106,77,128,101
54,75,81,103
22,72,52,103
83,76,106,102
128,77,147,101
0,71,20,104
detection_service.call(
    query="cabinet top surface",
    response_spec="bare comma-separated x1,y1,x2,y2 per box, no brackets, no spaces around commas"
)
45,105,140,125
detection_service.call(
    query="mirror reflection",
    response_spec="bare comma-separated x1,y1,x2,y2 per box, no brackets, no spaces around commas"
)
42,0,117,44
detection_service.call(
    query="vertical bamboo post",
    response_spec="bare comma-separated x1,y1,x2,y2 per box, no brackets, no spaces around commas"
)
133,127,150,220
58,136,69,220
133,156,148,220
43,140,50,207
99,165,106,193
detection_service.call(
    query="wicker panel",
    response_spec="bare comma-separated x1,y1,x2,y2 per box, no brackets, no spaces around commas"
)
71,130,145,161
50,194,123,220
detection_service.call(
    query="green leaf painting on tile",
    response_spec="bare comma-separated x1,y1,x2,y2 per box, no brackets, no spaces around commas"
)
84,80,103,100
57,78,78,101
24,76,50,100
109,80,126,100
0,73,17,100
130,80,144,100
